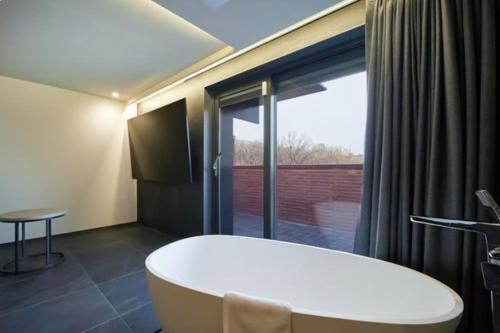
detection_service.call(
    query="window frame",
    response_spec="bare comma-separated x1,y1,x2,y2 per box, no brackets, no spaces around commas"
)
205,27,366,238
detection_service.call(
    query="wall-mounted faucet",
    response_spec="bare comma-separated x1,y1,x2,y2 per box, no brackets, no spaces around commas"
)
410,189,500,333
476,189,500,223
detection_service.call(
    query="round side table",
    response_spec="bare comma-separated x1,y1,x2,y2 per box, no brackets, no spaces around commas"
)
0,208,66,274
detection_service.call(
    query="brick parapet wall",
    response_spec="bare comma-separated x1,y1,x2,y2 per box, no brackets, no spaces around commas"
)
233,164,363,232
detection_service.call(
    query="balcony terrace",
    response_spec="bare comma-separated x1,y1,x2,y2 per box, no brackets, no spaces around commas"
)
233,164,363,252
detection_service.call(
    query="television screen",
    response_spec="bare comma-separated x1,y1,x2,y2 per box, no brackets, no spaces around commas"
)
127,99,192,183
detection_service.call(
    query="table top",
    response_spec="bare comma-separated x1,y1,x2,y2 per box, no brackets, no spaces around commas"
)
0,208,66,223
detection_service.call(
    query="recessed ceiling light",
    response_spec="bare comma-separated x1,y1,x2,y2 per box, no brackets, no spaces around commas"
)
112,92,120,98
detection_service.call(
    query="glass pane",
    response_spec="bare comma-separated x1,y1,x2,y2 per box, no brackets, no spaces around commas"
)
275,71,367,252
220,97,264,237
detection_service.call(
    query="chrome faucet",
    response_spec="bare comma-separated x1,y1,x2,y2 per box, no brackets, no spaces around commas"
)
410,189,500,333
476,189,500,223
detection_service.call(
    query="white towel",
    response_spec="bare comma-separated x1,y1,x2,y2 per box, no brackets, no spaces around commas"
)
223,291,292,333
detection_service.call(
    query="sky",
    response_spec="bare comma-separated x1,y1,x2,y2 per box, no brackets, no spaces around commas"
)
232,71,367,154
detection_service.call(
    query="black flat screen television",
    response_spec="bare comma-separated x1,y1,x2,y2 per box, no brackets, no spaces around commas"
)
128,99,192,184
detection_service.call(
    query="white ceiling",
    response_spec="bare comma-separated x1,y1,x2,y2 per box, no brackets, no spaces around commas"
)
0,0,226,101
153,0,344,49
0,0,344,102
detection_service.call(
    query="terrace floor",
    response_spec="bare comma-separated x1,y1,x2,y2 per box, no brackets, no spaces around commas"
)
234,213,355,252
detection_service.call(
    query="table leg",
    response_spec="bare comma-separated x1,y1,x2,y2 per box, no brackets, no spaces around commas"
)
48,220,52,253
14,222,19,274
45,219,52,265
21,222,25,257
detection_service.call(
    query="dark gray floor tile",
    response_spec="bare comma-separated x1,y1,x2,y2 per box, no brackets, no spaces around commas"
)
0,252,74,288
0,257,93,315
122,303,161,333
98,270,151,314
83,318,132,333
0,223,174,332
134,241,172,257
0,286,117,333
0,263,46,288
0,238,68,287
55,227,128,251
119,225,177,255
71,241,146,284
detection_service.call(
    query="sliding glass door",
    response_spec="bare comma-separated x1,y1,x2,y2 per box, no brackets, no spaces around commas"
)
214,46,366,252
274,71,366,252
215,83,275,238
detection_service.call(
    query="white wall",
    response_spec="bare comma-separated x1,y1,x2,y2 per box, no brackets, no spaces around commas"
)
0,75,137,244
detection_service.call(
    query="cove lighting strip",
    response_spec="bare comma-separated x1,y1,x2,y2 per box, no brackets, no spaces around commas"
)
131,0,360,105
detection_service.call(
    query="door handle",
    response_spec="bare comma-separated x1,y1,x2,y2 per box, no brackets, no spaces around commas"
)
212,153,222,177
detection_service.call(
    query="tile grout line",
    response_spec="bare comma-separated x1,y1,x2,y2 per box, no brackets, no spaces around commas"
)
0,273,42,288
78,315,122,333
69,236,156,333
72,250,149,333
0,226,163,332
71,257,119,318
0,250,81,287
95,268,146,287
72,255,129,333
120,301,152,317
79,301,154,333
0,245,73,288
119,302,155,333
0,251,100,316
0,284,98,319
0,251,90,317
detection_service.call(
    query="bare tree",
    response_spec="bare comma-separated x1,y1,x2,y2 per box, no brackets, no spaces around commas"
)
233,131,363,166
310,144,363,164
278,132,313,165
234,139,263,165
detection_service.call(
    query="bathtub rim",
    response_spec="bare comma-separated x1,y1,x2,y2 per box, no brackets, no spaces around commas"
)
145,234,464,326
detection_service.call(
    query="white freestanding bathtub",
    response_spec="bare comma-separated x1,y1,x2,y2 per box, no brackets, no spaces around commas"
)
146,235,463,333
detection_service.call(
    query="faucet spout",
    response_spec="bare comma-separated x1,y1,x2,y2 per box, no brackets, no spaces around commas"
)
410,216,500,260
410,193,500,333
476,190,500,223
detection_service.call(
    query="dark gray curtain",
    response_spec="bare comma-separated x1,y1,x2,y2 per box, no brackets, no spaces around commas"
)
354,0,499,332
